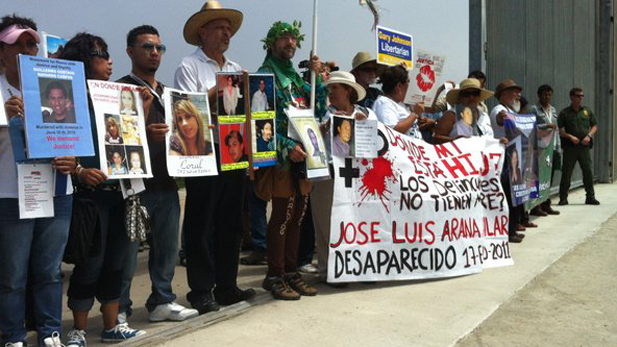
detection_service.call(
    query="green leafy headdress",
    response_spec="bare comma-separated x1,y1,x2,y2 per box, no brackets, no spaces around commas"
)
261,20,305,50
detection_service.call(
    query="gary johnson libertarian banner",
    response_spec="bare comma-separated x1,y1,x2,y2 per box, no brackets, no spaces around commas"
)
328,123,513,283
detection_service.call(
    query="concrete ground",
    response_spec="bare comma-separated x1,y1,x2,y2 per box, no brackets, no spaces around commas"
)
24,183,617,347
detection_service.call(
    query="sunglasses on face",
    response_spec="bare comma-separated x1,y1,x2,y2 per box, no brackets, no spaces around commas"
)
460,90,481,97
140,42,166,54
90,50,110,60
574,94,584,98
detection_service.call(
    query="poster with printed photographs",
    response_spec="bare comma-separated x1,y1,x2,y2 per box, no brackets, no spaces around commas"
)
286,107,329,179
41,32,68,59
19,55,94,158
163,87,218,177
87,80,152,179
217,72,248,171
249,74,276,167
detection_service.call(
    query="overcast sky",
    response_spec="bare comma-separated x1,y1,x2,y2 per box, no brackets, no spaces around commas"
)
6,0,469,86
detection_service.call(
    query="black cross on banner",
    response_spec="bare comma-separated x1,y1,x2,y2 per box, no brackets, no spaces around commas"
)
339,158,360,188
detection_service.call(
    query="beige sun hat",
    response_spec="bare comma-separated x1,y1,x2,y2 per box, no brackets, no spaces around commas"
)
494,78,522,99
183,1,244,46
325,71,367,101
446,78,494,105
350,51,385,77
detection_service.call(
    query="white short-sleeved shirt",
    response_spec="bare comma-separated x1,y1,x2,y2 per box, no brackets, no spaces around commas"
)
372,95,422,140
174,48,241,93
489,104,515,139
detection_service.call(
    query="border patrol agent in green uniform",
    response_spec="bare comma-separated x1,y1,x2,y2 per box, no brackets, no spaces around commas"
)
557,87,600,205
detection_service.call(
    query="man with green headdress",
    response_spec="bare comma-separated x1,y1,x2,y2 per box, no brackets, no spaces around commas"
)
255,20,327,300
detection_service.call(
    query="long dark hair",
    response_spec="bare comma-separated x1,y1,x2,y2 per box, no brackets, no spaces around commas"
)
59,32,108,79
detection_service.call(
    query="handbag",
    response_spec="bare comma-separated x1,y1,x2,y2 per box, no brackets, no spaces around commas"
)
64,189,102,265
124,181,150,242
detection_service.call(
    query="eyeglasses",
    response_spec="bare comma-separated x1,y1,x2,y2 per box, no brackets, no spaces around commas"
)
140,42,166,54
90,50,110,60
460,90,481,97
574,94,584,98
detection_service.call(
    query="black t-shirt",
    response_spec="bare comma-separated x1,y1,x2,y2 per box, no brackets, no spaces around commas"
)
117,75,177,191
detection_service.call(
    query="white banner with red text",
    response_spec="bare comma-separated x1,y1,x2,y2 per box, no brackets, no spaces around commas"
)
328,124,513,283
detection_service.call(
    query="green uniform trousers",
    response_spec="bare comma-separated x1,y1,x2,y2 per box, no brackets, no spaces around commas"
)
559,145,595,199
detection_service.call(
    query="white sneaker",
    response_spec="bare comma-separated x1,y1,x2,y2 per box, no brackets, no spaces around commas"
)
42,331,65,347
66,328,87,347
298,263,318,274
117,311,127,325
149,302,199,322
5,342,24,347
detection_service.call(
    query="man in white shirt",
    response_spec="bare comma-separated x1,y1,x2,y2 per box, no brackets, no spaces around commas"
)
251,78,269,112
174,0,255,315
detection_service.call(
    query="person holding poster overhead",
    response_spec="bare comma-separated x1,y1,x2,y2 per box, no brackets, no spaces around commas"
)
117,25,198,324
0,15,76,347
372,65,423,140
256,21,327,300
174,1,255,314
59,33,145,346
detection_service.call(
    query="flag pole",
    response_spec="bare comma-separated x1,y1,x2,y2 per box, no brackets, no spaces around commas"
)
310,0,318,110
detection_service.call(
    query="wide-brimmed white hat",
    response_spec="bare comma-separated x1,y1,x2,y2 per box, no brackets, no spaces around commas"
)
446,78,494,105
325,71,367,101
183,1,243,46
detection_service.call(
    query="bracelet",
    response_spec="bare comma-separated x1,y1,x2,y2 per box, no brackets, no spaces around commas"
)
74,165,84,176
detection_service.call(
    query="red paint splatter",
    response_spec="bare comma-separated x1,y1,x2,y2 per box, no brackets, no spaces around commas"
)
361,158,369,166
416,65,436,92
358,156,397,212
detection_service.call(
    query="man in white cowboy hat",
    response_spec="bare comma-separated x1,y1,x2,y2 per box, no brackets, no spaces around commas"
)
350,51,384,109
174,0,255,315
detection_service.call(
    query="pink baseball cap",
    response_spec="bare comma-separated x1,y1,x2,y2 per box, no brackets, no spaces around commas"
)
0,24,41,45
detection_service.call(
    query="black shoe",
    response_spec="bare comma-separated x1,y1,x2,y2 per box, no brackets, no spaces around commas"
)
214,287,256,306
558,199,568,206
190,293,220,315
240,250,266,265
585,197,600,205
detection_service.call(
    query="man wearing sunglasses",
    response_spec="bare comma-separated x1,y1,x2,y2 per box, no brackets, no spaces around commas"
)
557,87,600,206
116,25,198,323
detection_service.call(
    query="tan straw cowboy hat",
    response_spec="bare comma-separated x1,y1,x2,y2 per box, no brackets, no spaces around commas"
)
325,71,367,101
183,1,243,46
350,51,385,77
446,78,494,105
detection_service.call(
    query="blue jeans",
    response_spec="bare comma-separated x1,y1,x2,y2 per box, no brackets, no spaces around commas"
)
0,196,72,346
120,189,180,314
248,182,267,252
67,190,129,311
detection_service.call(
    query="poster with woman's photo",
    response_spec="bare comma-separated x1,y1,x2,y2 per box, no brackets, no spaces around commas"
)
217,72,245,116
217,72,248,171
19,55,94,158
286,107,330,179
88,80,152,179
249,74,276,167
163,87,217,177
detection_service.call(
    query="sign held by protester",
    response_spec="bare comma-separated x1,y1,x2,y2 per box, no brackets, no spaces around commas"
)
41,32,68,58
376,26,413,68
217,72,249,171
286,107,330,180
525,127,556,210
504,113,539,205
249,74,277,167
405,50,446,105
88,81,152,179
329,123,512,283
19,55,94,158
163,88,218,177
